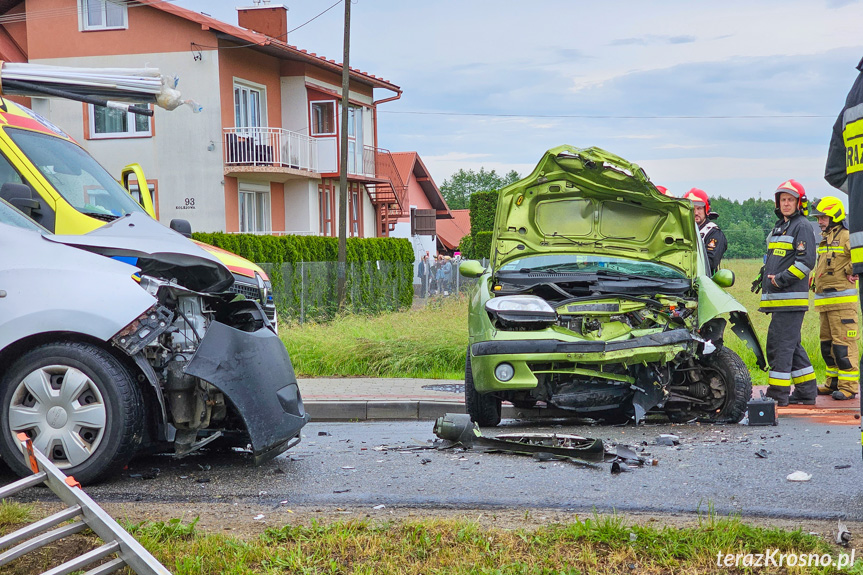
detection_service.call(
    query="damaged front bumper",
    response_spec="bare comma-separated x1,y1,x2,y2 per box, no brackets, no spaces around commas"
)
470,328,694,394
185,321,310,464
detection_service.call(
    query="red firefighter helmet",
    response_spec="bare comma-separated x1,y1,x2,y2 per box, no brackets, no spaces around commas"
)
683,188,710,213
774,179,808,216
655,185,669,195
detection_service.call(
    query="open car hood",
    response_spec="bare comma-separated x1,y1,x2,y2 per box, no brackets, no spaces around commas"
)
492,146,699,277
45,213,234,293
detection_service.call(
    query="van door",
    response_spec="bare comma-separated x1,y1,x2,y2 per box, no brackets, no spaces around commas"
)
121,163,156,218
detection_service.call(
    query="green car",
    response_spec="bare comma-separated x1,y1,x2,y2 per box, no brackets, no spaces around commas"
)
460,146,766,426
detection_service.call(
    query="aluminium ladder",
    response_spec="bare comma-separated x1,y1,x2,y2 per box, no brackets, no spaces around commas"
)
0,433,172,575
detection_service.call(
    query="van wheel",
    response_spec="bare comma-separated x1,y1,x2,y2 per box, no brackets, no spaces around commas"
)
464,348,501,426
0,342,143,484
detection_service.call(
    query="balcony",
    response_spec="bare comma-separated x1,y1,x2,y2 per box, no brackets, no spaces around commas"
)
224,127,319,181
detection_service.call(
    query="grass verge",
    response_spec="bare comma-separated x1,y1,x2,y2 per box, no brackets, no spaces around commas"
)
1,502,859,574
282,296,468,379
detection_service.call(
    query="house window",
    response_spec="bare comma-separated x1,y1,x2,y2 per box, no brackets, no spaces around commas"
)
239,184,271,233
126,180,158,218
311,101,336,135
88,104,151,139
80,0,127,30
319,181,334,236
349,184,362,237
234,83,264,131
347,106,364,174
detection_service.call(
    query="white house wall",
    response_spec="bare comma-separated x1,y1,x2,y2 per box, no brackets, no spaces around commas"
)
29,51,226,232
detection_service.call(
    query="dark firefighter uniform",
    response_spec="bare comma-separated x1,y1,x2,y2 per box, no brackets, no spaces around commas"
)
824,57,863,453
759,182,818,406
811,208,859,399
699,221,727,276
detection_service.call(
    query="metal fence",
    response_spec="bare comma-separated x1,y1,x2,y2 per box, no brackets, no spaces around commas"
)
415,258,487,300
259,261,413,324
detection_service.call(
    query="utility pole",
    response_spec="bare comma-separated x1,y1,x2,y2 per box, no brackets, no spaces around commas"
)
336,0,351,310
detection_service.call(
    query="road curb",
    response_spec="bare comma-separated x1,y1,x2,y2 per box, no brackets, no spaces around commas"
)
304,401,569,422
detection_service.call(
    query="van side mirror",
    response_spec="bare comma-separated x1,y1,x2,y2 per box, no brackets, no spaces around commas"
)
0,183,40,218
170,219,193,238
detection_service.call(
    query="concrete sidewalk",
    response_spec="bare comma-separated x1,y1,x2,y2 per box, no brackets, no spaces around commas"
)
299,378,861,424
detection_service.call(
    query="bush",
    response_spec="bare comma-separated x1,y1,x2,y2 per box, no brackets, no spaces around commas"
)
469,190,499,234
191,233,415,319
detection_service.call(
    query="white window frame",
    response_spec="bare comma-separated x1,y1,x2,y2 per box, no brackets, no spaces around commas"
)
88,103,152,139
310,100,337,136
79,0,128,31
233,80,267,134
238,182,271,234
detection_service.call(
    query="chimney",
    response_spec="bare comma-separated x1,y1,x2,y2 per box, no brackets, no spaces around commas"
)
237,3,288,41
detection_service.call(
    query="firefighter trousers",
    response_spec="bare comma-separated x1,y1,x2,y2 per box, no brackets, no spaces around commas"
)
820,308,860,395
765,311,817,400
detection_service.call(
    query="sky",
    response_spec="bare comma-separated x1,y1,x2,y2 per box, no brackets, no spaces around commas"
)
170,0,863,202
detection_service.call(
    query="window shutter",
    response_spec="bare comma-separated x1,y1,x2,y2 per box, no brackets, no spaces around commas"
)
412,209,437,236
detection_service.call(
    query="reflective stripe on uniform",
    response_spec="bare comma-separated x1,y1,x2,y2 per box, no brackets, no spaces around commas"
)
760,291,810,308
826,368,839,377
850,232,863,253
844,116,863,174
839,370,860,382
788,264,808,279
769,242,793,250
791,366,816,385
817,246,846,254
768,371,791,387
813,288,859,306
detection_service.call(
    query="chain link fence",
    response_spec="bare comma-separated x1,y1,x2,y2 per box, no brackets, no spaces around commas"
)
415,258,488,300
259,261,413,324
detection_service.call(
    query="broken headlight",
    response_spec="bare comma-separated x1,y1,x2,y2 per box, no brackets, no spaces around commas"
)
486,295,557,329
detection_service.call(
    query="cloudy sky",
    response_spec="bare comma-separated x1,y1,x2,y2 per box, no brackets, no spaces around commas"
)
172,0,863,201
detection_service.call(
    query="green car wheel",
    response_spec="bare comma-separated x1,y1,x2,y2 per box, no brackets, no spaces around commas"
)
465,347,501,426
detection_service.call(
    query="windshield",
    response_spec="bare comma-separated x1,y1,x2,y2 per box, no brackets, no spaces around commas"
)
6,128,146,220
498,254,687,279
0,197,46,232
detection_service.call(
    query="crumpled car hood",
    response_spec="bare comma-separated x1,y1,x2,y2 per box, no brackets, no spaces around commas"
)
45,213,233,293
493,146,699,277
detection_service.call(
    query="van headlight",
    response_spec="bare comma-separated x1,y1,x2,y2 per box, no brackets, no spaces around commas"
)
485,295,557,329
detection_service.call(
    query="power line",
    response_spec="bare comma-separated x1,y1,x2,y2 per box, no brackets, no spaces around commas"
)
379,110,834,120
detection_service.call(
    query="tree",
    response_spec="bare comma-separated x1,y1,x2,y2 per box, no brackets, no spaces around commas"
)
440,168,520,210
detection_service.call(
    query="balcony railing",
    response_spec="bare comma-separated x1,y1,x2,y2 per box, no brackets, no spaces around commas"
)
224,127,318,172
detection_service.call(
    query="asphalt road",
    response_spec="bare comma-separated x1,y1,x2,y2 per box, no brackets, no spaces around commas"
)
3,415,862,521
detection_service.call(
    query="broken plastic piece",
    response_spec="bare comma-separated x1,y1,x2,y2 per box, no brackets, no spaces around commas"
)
786,471,812,482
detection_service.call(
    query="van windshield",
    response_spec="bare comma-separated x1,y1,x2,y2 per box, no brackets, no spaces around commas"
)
6,128,146,221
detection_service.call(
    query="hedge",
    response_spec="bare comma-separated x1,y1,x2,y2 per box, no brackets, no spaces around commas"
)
469,190,499,235
192,233,415,320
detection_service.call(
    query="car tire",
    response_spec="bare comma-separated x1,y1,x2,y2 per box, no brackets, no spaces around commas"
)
0,342,144,484
464,347,501,427
705,347,751,423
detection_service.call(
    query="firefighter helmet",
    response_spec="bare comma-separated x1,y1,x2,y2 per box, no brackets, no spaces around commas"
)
655,185,669,195
811,196,846,224
774,179,808,216
683,188,710,212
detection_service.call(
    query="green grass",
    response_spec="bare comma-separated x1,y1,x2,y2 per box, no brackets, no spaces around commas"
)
2,502,859,574
282,297,468,379
282,260,854,382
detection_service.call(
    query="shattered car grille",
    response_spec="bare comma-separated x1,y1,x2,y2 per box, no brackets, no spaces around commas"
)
229,281,263,302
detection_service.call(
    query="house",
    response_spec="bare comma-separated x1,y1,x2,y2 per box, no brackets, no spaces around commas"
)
387,151,454,282
0,0,406,237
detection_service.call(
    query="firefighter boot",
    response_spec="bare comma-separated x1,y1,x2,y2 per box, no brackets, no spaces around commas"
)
818,378,838,395
832,390,857,400
788,383,817,405
764,385,789,407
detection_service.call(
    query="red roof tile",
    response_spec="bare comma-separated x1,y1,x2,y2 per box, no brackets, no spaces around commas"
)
437,209,470,250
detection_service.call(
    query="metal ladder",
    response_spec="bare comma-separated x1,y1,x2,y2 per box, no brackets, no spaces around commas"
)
0,433,172,575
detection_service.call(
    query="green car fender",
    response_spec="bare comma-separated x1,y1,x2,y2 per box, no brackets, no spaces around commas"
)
697,276,767,370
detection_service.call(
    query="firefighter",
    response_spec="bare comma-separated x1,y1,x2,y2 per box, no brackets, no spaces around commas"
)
754,179,818,406
810,196,860,400
682,188,727,275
